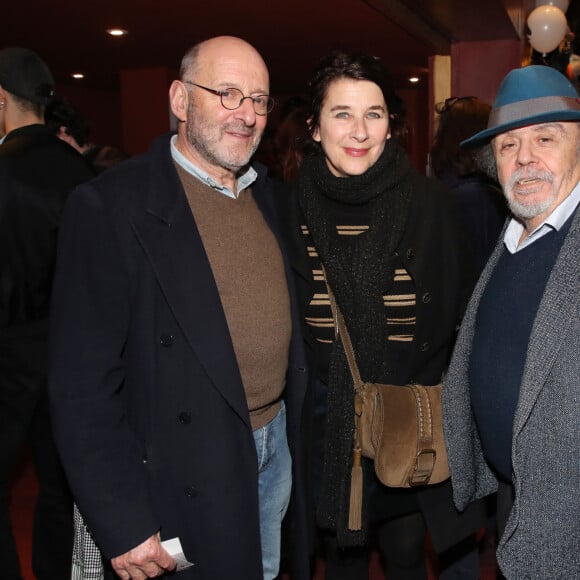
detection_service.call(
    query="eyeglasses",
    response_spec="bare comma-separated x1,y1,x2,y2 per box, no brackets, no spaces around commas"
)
184,81,275,115
435,96,477,114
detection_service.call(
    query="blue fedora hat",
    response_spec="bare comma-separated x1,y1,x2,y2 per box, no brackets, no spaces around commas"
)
461,65,580,147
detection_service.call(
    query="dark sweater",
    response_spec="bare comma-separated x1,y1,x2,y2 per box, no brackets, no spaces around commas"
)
469,217,572,481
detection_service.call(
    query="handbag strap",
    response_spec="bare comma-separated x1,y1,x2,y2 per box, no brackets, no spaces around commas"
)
408,384,437,486
322,266,366,390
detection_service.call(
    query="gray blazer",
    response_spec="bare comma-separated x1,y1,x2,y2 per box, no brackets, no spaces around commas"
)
443,207,580,579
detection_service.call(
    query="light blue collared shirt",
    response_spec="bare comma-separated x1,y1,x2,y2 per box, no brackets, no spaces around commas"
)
503,181,580,254
170,135,257,198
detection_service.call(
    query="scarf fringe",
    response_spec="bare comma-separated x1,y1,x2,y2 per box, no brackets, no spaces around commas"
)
348,447,363,530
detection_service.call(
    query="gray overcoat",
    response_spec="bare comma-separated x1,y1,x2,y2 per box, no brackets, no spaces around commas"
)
443,207,580,579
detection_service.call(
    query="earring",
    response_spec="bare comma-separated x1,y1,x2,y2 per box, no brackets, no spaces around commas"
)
0,101,4,108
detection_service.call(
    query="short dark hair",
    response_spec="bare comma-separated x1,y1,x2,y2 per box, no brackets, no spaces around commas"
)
10,92,44,117
308,49,405,139
44,97,90,147
431,96,491,177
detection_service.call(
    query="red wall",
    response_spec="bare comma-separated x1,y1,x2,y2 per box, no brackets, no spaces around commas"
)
399,84,430,174
120,67,175,155
451,40,522,106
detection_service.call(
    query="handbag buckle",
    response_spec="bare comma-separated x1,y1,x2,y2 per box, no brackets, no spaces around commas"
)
409,449,436,486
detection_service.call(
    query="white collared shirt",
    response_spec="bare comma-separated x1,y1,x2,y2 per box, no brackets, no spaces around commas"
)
503,181,580,254
170,135,257,199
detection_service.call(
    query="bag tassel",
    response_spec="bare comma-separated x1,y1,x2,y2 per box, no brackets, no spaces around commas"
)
348,446,363,530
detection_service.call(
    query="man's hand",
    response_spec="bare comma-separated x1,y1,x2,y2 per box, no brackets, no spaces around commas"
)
111,532,176,579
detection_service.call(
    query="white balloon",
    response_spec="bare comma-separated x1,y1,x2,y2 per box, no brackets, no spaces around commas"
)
528,5,568,55
535,0,569,13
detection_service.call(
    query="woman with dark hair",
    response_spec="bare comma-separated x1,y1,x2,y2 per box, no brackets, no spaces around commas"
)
278,50,484,578
431,96,508,272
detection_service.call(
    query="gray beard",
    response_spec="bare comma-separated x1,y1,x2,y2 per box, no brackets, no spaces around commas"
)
185,102,260,173
504,169,556,221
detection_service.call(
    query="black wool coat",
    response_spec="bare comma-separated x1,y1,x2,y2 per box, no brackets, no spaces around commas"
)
49,134,310,579
0,124,95,332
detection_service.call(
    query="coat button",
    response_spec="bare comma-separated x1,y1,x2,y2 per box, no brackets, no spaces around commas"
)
422,292,432,303
406,248,415,260
420,341,430,352
295,366,306,373
159,333,175,347
184,486,198,498
178,412,191,424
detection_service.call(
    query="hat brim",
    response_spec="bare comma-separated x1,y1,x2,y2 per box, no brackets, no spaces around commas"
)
460,110,580,148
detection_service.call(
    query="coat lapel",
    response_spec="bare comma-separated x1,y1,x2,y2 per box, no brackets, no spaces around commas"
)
246,172,308,361
131,139,250,426
514,208,580,436
272,183,313,283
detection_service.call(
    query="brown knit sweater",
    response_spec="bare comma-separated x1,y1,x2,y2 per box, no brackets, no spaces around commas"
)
177,165,291,430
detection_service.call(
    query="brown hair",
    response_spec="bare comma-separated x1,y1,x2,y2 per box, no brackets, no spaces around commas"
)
431,96,491,177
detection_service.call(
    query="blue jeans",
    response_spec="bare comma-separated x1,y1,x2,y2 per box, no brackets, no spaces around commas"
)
253,402,292,580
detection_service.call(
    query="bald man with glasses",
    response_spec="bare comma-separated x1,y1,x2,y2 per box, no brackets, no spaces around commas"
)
49,36,309,580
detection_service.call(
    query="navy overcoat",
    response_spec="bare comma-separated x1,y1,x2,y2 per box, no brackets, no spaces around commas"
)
49,134,309,579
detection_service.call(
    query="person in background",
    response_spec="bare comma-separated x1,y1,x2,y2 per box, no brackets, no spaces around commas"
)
278,49,484,580
0,47,95,580
443,65,580,579
45,96,129,173
273,103,311,182
48,36,309,580
430,96,508,273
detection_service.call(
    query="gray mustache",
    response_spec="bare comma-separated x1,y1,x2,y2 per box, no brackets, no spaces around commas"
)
507,169,554,190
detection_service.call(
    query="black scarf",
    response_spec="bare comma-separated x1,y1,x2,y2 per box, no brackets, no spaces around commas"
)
298,140,414,546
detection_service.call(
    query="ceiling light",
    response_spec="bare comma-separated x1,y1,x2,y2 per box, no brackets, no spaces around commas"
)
71,73,85,79
409,76,420,83
107,28,128,37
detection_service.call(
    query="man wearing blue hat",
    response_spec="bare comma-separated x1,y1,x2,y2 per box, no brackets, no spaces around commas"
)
443,64,580,579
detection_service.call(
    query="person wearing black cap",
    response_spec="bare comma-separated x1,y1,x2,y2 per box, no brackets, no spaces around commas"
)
0,47,95,579
443,65,580,579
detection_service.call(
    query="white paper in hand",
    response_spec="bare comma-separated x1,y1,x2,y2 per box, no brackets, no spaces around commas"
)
161,537,194,572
